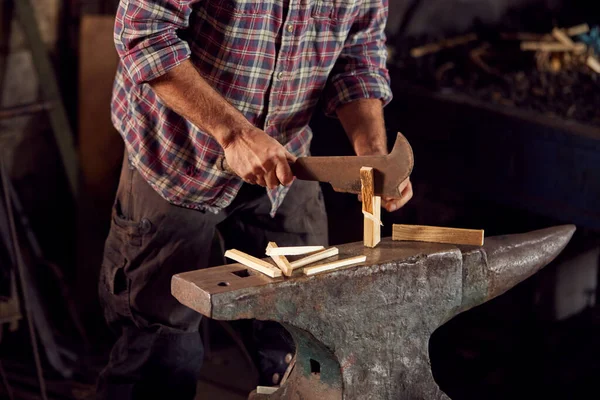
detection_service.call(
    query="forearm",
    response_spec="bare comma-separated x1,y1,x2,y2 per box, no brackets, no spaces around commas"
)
150,60,252,148
336,98,388,156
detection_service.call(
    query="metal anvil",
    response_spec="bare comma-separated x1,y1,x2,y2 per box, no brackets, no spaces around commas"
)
172,225,575,399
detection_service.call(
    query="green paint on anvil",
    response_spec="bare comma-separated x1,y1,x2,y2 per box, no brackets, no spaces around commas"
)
283,323,343,388
275,299,298,317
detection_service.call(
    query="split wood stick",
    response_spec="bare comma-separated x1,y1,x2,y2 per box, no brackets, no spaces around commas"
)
552,28,576,47
360,167,381,248
392,224,484,246
224,249,282,278
587,56,600,73
520,41,586,53
566,23,590,37
289,247,339,269
256,386,279,395
265,245,325,256
266,242,293,277
303,255,367,276
410,33,478,58
280,354,296,386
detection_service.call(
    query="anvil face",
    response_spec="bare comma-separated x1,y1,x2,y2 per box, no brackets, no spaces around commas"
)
172,225,575,400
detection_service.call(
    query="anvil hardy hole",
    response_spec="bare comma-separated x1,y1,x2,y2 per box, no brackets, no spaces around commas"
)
231,269,251,278
310,359,321,377
217,281,230,287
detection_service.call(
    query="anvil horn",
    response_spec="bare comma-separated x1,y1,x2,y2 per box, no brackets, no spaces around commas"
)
459,224,575,313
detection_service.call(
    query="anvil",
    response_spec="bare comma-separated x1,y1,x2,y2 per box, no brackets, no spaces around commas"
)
172,225,574,399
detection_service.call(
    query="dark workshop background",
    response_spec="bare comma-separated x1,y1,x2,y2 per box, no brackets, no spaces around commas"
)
0,0,598,399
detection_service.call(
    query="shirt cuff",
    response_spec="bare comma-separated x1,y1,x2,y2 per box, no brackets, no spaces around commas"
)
324,70,393,117
121,34,191,85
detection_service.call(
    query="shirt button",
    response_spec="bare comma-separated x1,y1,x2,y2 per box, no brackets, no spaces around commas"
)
277,71,284,80
286,24,294,33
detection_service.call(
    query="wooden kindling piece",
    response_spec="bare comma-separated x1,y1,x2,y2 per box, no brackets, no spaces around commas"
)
303,255,367,276
392,224,484,246
224,249,282,278
360,167,381,248
266,242,294,277
289,247,339,270
265,245,325,256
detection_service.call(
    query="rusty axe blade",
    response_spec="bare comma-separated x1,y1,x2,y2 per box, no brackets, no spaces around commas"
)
291,132,413,197
218,132,414,198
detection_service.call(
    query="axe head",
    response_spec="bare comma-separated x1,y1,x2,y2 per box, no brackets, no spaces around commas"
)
291,132,414,197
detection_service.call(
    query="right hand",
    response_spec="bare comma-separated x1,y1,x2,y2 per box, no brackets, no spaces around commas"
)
222,127,296,189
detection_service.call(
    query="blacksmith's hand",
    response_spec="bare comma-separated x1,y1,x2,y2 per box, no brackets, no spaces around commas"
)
354,147,413,212
223,127,296,189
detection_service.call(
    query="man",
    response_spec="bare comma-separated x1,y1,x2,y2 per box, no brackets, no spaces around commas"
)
98,0,413,398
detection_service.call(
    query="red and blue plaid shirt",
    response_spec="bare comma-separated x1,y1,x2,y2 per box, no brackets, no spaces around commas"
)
112,0,392,215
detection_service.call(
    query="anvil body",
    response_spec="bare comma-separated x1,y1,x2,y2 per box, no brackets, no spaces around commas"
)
172,225,575,399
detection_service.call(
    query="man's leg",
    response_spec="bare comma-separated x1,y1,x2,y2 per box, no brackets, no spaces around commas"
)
218,180,329,386
97,154,226,400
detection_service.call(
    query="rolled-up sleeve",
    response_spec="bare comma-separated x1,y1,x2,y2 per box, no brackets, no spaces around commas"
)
324,0,393,116
114,0,199,84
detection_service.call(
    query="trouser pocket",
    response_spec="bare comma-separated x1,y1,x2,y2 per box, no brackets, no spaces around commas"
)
99,231,133,327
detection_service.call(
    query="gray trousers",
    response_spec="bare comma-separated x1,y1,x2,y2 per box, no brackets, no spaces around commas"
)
97,154,328,399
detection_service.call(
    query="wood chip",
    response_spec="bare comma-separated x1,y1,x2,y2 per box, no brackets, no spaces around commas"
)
265,246,325,256
303,255,367,276
289,247,339,269
224,249,282,278
266,242,293,277
392,224,484,246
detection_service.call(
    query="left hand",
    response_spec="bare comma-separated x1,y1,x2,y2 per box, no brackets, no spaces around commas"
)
358,177,413,212
355,146,413,212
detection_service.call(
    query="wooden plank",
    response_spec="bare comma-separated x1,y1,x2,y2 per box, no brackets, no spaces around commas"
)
520,41,586,53
392,224,484,246
566,24,590,36
224,249,282,278
552,28,576,47
266,242,293,277
360,167,381,248
79,15,123,205
303,255,367,276
289,247,339,269
15,0,79,196
265,246,325,256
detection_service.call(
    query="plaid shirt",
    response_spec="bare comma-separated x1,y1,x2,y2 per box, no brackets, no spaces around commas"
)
112,0,392,216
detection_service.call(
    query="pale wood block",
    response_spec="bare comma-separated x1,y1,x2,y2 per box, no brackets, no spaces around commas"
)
303,255,367,276
265,246,325,256
361,167,381,248
224,249,282,278
256,386,279,395
289,247,339,269
266,242,293,277
392,224,484,246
